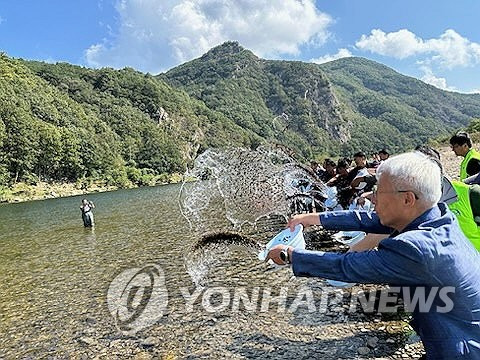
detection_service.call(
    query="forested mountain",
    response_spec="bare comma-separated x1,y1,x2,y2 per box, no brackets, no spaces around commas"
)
163,41,480,156
1,41,480,189
162,42,346,158
0,53,258,187
320,57,480,153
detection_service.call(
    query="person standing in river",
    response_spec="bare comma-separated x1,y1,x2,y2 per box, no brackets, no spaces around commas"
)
80,199,95,227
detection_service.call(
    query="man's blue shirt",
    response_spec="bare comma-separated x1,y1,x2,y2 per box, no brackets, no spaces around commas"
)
292,203,480,359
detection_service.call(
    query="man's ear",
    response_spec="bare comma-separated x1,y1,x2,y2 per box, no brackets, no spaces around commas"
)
404,192,416,207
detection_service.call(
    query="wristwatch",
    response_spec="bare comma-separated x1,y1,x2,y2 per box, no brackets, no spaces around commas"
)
280,247,291,264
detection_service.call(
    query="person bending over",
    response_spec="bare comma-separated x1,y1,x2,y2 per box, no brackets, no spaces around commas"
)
267,152,480,359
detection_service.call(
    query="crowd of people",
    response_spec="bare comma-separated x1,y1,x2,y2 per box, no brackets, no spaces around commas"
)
310,149,389,210
267,131,480,359
308,131,480,218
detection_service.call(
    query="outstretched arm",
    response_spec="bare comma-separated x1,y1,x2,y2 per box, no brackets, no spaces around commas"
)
292,237,428,285
287,213,321,231
351,176,365,188
326,175,338,186
288,210,392,234
267,236,429,285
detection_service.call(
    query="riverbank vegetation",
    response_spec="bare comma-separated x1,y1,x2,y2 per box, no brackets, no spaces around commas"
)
0,173,184,203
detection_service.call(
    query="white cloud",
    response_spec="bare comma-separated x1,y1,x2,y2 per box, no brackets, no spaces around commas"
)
427,30,480,68
419,66,456,91
85,44,104,68
465,88,480,94
0,16,4,25
356,29,480,68
85,0,332,73
310,48,352,64
356,29,424,59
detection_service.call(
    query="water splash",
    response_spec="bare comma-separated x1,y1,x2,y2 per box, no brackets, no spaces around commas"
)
179,145,326,286
192,232,261,251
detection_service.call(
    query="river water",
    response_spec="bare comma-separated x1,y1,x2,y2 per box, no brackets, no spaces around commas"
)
0,185,287,357
0,184,406,359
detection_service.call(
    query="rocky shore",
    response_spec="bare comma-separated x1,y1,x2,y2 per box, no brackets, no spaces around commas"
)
0,173,185,203
0,181,117,203
69,230,427,360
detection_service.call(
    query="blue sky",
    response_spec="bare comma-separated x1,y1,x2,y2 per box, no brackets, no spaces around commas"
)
1,0,479,93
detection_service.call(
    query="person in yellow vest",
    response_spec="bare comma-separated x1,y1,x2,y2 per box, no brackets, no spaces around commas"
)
412,145,480,250
449,132,480,182
444,179,480,250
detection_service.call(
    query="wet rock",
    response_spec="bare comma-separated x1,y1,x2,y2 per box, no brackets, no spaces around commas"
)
407,333,421,344
78,336,97,346
85,317,96,326
366,336,379,348
141,337,157,348
206,317,217,326
357,346,370,355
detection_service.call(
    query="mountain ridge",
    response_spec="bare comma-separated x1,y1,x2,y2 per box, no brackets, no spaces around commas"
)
163,41,480,156
1,41,480,191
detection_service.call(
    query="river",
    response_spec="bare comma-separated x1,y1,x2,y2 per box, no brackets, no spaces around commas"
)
0,184,407,358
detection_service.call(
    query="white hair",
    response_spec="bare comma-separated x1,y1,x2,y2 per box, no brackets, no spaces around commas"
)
376,152,442,208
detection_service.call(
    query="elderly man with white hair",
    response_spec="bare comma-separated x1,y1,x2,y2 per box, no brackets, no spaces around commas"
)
267,152,480,359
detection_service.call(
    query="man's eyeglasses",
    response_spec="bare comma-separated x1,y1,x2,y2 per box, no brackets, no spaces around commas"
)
372,186,419,200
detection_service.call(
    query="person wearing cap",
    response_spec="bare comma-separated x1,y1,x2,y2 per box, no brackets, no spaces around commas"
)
450,132,480,182
267,152,480,359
